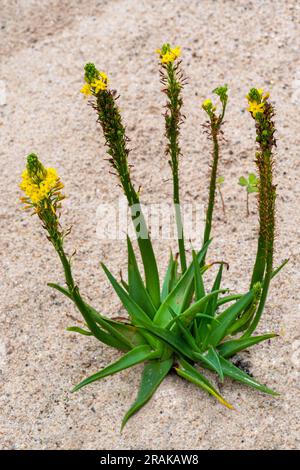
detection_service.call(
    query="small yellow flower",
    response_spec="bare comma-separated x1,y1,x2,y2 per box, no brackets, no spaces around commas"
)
247,101,265,117
80,83,92,96
91,78,107,93
156,45,181,64
202,98,216,114
99,71,108,81
202,99,212,108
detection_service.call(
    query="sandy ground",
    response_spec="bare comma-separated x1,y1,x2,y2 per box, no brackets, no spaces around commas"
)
1,0,300,450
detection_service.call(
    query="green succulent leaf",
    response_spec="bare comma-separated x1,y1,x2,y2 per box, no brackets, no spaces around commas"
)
100,320,147,348
161,251,177,302
218,333,277,358
198,264,224,341
168,306,199,351
153,240,211,327
217,356,279,396
127,236,156,319
121,358,173,430
132,206,161,309
66,326,92,336
204,290,254,348
271,258,289,279
48,282,72,300
216,294,243,307
194,346,224,381
101,262,161,351
192,250,205,301
48,282,141,351
72,345,160,392
101,262,152,328
172,288,226,328
175,357,233,409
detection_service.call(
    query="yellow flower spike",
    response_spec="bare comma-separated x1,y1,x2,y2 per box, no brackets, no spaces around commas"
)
156,44,181,64
80,83,92,96
20,157,63,207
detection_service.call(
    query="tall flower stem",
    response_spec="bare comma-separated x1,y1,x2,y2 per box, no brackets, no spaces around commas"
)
203,127,219,250
244,89,276,336
201,86,228,266
158,46,187,273
83,64,160,308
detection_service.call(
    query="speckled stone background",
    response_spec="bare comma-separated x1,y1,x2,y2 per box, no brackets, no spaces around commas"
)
1,0,300,450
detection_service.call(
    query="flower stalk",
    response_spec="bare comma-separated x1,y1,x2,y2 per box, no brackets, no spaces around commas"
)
201,86,228,265
81,63,160,308
244,88,276,335
157,44,187,273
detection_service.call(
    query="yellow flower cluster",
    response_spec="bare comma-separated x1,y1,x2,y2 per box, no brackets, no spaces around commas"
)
20,167,62,205
80,71,108,96
247,101,265,116
156,46,181,64
202,98,216,115
246,88,270,118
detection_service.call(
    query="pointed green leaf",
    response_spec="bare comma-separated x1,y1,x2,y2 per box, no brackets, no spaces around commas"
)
139,323,195,361
101,262,152,328
217,294,242,307
72,345,160,392
218,356,278,395
100,320,147,348
66,326,92,336
101,262,160,350
194,346,224,381
192,250,205,301
48,283,140,350
127,236,156,319
131,205,160,308
48,283,72,300
271,258,289,279
168,306,199,351
218,333,277,358
121,358,173,430
197,264,224,346
205,264,224,317
174,289,226,327
71,286,129,351
153,241,211,327
205,290,254,348
161,251,175,302
175,357,233,409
